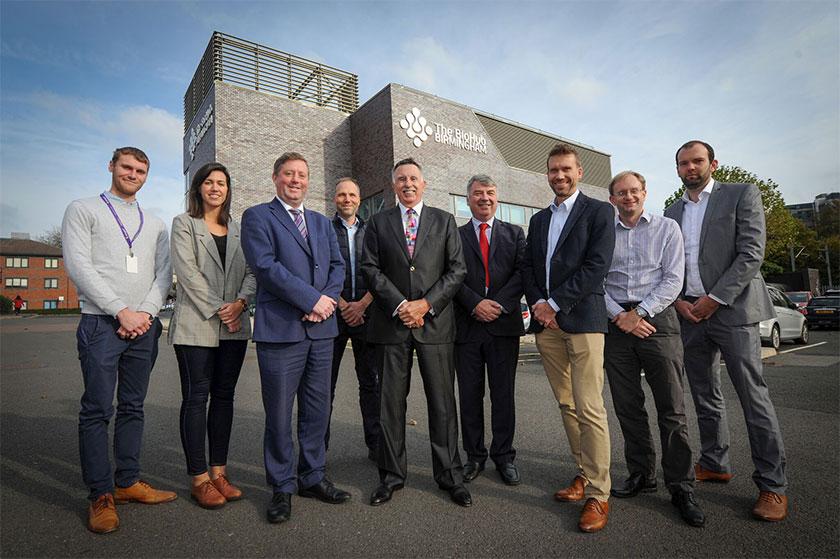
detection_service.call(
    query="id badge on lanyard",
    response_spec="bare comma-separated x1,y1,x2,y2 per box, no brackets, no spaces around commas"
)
100,193,144,274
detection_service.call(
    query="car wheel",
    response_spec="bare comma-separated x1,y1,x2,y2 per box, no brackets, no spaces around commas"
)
769,324,781,351
795,322,809,344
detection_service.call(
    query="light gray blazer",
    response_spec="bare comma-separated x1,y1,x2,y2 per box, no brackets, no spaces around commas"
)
664,181,775,326
168,213,256,346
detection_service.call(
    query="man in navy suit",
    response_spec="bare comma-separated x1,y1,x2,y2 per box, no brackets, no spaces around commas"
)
522,143,616,533
241,152,351,524
453,174,526,486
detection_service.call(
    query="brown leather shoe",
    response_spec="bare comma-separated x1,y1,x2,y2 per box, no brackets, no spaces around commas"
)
88,494,119,534
211,474,242,501
578,498,609,533
114,480,178,504
191,480,226,509
554,475,587,502
752,491,788,522
694,463,733,483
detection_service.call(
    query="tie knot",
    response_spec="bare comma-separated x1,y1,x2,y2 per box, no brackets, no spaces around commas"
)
290,209,300,216
479,223,489,232
406,208,415,216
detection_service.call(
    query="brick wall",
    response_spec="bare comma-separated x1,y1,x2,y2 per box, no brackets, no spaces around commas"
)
0,256,79,310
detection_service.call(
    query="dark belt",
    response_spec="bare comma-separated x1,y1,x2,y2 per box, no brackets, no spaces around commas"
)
683,296,700,303
618,302,641,312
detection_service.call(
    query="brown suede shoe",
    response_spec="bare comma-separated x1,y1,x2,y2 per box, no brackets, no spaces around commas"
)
554,476,587,502
211,474,242,501
114,480,178,504
694,463,733,483
578,498,609,533
752,491,788,522
88,494,119,534
191,480,226,509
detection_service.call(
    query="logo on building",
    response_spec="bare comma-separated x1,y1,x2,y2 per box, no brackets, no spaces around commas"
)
398,106,488,154
188,104,214,160
399,108,433,148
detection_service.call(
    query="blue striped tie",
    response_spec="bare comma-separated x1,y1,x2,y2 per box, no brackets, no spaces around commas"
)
289,209,308,240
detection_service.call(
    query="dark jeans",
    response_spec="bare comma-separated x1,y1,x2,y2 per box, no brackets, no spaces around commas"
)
328,331,380,452
174,341,248,476
77,314,162,500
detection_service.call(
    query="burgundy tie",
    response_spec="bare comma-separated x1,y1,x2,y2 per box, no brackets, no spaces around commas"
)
479,223,490,289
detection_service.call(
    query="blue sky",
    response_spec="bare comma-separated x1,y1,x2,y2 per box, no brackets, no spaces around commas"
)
1,0,838,238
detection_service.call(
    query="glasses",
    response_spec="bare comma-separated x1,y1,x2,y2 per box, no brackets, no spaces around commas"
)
614,188,644,198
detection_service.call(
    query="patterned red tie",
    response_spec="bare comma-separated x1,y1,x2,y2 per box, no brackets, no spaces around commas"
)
479,223,490,289
405,208,417,258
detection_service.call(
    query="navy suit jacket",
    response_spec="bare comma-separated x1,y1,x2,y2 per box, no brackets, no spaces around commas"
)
522,192,616,334
454,219,526,342
240,198,345,343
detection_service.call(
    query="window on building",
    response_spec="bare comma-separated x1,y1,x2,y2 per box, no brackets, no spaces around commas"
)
43,300,58,310
4,277,28,288
5,257,29,268
44,278,58,289
45,258,59,269
359,191,385,221
451,195,538,225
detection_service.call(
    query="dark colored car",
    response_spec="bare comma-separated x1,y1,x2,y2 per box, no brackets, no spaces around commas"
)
803,296,840,329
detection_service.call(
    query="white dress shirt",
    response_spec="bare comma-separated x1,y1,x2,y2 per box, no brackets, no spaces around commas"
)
680,180,725,304
543,189,580,311
276,196,307,232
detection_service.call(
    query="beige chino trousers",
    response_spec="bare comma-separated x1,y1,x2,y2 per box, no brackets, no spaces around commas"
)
535,328,611,500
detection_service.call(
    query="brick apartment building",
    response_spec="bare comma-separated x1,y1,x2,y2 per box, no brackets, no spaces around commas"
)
0,236,79,311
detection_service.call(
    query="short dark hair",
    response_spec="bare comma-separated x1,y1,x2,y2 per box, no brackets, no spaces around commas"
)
111,147,149,168
273,152,308,176
187,162,232,225
608,170,647,196
675,140,715,165
546,143,580,168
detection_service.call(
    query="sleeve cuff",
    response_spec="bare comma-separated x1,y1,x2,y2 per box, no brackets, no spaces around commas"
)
709,294,728,306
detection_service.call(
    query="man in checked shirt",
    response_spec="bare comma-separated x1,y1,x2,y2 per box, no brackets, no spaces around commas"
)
603,170,706,527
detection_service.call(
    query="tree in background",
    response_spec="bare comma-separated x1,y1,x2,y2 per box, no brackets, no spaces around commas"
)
37,225,62,249
663,165,813,277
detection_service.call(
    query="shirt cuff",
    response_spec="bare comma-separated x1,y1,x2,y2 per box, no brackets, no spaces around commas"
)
392,299,407,317
547,298,560,312
708,294,727,306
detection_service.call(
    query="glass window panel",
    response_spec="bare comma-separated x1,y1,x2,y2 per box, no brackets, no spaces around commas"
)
509,205,525,225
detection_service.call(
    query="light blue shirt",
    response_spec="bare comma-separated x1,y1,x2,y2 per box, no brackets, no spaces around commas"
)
543,189,580,311
340,216,359,298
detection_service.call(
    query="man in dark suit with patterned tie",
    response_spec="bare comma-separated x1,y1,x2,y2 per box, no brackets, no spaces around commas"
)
361,157,470,507
453,174,526,487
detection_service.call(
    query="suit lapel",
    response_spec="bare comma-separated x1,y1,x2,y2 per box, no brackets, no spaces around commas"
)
462,223,482,262
225,220,240,274
269,198,312,256
195,217,223,271
386,207,410,261
304,209,319,263
699,182,721,253
668,199,686,226
552,194,588,259
412,206,432,258
488,220,502,264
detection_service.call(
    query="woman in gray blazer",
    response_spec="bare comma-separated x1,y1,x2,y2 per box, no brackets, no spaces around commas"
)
169,162,255,509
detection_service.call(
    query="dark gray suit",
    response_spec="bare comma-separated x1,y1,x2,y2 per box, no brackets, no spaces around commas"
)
361,204,467,489
665,181,786,493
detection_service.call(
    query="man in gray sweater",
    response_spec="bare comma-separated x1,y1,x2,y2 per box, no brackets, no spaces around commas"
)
62,147,175,534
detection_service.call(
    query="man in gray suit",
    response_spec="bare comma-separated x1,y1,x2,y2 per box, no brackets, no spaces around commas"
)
664,140,788,522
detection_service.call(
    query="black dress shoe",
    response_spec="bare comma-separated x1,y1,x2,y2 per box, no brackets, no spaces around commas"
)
672,490,705,527
267,492,291,523
497,462,521,486
610,472,657,498
369,483,403,506
463,461,485,483
298,478,351,504
449,485,472,507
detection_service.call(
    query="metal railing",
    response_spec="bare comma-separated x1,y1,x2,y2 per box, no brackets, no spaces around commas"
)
184,32,359,131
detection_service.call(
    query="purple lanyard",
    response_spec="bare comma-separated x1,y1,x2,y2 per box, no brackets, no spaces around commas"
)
100,193,144,255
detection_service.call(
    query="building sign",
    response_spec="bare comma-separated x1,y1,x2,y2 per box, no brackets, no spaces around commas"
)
188,104,214,160
399,107,487,154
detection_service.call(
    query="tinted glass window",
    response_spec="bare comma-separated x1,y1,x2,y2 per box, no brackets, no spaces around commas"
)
809,297,840,307
786,293,809,302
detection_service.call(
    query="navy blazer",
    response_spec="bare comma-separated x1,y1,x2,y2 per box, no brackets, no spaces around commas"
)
454,219,526,342
240,198,345,343
522,192,616,334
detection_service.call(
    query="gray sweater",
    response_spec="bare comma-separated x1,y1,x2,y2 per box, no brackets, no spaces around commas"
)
62,191,171,317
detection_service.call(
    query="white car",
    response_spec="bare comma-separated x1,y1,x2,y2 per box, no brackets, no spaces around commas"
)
759,286,809,350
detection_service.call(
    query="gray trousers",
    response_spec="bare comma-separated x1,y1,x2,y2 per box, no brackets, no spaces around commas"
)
605,306,694,494
680,315,787,493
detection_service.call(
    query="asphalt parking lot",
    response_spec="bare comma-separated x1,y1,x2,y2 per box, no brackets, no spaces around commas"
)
1,315,838,558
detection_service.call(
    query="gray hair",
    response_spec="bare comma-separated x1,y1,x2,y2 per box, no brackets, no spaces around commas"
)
466,174,497,195
608,170,646,196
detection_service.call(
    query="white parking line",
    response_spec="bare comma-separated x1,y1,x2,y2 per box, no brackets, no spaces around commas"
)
777,342,827,355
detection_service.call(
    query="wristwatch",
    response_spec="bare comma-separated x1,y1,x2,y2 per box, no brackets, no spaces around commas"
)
634,306,648,318
237,298,248,312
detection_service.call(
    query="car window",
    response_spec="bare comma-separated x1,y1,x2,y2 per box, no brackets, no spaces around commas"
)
768,288,786,307
786,292,808,302
809,297,840,307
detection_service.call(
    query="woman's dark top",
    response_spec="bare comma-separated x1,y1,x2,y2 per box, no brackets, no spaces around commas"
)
212,233,227,271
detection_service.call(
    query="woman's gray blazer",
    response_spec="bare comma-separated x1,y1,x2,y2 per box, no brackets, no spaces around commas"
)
168,213,256,346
